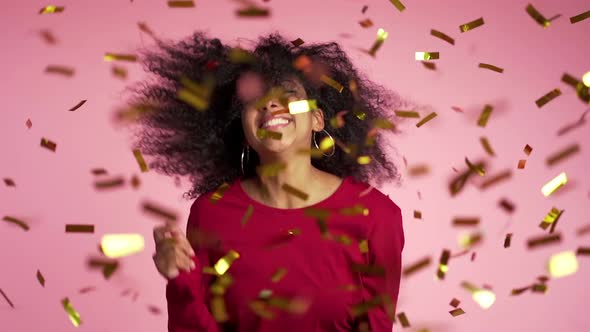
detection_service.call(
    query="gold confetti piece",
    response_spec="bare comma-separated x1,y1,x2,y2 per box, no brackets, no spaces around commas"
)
78,286,96,294
210,296,229,322
535,88,561,108
271,267,287,283
229,47,257,64
282,183,309,200
141,201,177,221
3,216,30,231
236,6,270,17
541,172,567,197
408,164,429,177
352,263,385,276
477,137,496,157
103,53,137,62
526,4,551,27
240,204,254,227
477,104,493,127
62,297,82,326
414,210,422,219
450,298,460,307
40,137,57,152
3,178,15,187
131,174,140,189
249,300,275,320
340,204,369,216
167,0,195,8
570,10,590,24
548,251,578,278
460,17,485,32
389,0,406,12
178,88,210,111
524,144,533,155
213,250,240,275
465,157,485,176
499,199,515,213
362,5,368,14
37,270,45,287
415,112,437,127
132,149,149,172
94,176,125,189
39,5,64,14
350,295,383,317
45,65,74,77
288,99,317,114
210,182,230,204
395,110,420,118
397,312,410,327
256,128,282,140
291,38,304,47
577,247,590,255
137,22,156,39
449,308,465,317
1,288,14,308
478,63,504,73
415,52,439,61
320,74,344,93
517,159,527,169
480,169,512,189
452,217,480,226
65,224,94,233
101,234,144,258
504,233,513,248
527,233,561,249
421,61,436,70
40,29,57,44
472,288,495,309
359,19,373,28
357,155,371,165
436,249,450,280
368,28,388,57
531,283,548,293
68,100,86,112
26,118,32,128
583,71,590,87
88,258,119,279
430,29,455,45
305,208,331,220
577,224,590,236
112,66,127,79
403,256,431,277
458,232,482,249
359,239,369,254
539,207,563,231
546,144,580,166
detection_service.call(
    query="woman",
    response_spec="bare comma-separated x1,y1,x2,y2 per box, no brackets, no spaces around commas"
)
131,32,405,331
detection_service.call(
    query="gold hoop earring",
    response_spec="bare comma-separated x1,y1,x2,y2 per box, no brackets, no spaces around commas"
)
313,129,336,157
241,145,250,174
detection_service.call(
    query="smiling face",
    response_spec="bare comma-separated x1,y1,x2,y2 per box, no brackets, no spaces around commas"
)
239,74,324,161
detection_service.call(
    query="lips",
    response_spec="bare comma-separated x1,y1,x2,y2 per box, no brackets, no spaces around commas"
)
258,110,293,129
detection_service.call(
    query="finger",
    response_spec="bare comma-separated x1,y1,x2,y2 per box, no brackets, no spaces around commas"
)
167,267,179,280
173,234,196,257
174,247,195,272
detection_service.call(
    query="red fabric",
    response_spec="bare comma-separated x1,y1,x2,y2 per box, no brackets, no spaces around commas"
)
166,176,404,332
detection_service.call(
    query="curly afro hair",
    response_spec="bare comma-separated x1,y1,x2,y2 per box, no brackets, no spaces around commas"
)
123,31,405,199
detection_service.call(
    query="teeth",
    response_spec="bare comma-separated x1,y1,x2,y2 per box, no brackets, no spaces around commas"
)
262,118,290,128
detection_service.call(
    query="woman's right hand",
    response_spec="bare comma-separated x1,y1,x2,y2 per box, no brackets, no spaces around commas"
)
153,223,197,280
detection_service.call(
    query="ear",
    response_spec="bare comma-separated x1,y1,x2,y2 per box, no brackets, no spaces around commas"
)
311,108,325,131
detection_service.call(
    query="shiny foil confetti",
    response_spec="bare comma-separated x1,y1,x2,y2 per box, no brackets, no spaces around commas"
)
397,312,410,327
256,128,283,140
430,29,455,45
477,104,493,127
271,267,287,282
415,52,440,60
478,63,504,73
415,112,437,127
88,258,119,279
460,17,485,32
65,224,94,233
210,183,230,204
480,137,495,156
137,22,157,39
480,169,512,189
548,251,578,278
421,61,436,70
26,118,32,128
39,5,64,14
541,172,567,196
359,239,369,254
449,308,465,317
570,10,590,24
524,144,533,155
368,28,388,57
103,53,137,62
291,38,305,47
437,249,451,280
167,0,195,8
141,201,178,221
236,6,270,17
288,99,317,114
320,75,344,93
2,216,30,231
465,157,485,176
408,164,430,176
395,110,420,118
526,4,551,27
499,198,515,213
359,19,373,28
101,234,145,258
282,183,309,200
450,298,461,307
40,29,57,44
414,210,422,219
241,204,254,227
535,88,561,108
45,65,74,77
472,288,496,309
36,270,45,287
518,159,527,169
133,149,149,172
452,217,480,227
539,207,563,231
94,176,125,189
62,297,82,326
112,66,127,79
178,88,209,111
68,100,86,112
546,144,580,166
577,247,590,255
403,257,431,277
40,137,57,152
389,0,406,12
504,233,512,248
1,288,15,308
213,250,240,275
357,155,371,165
4,178,15,187
527,233,561,249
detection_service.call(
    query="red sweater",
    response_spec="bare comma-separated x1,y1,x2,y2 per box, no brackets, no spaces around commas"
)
166,176,405,332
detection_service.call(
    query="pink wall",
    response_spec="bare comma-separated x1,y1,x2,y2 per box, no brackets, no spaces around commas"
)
1,0,589,331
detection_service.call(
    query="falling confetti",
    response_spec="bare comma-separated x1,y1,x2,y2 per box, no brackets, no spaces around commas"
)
65,224,95,233
541,172,567,196
291,38,304,47
527,233,561,249
421,61,436,70
478,63,504,73
210,183,230,204
94,176,125,189
414,210,422,219
40,138,57,152
415,112,437,127
142,201,178,221
3,178,15,187
545,144,580,167
460,17,485,32
368,28,388,57
40,29,57,44
535,89,561,108
397,312,410,327
39,5,64,14
524,144,533,156
504,233,513,248
517,159,526,169
320,75,344,93
479,137,495,156
415,52,439,60
0,288,15,308
570,10,590,24
37,270,45,287
282,183,309,200
477,104,493,127
133,149,149,172
62,298,82,326
449,308,466,317
101,234,145,258
26,118,32,128
548,251,578,278
45,65,75,77
450,298,461,307
167,1,195,8
88,258,119,279
2,216,30,231
499,198,515,213
112,66,127,79
480,169,512,190
389,0,406,12
526,4,551,27
430,29,455,45
359,19,373,28
68,100,86,112
452,217,480,227
436,249,451,280
403,257,431,277
241,204,254,227
236,6,270,17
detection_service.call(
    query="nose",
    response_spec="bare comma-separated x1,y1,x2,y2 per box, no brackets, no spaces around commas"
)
261,98,284,111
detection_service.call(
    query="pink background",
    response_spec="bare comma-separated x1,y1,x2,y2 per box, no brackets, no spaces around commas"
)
1,0,589,331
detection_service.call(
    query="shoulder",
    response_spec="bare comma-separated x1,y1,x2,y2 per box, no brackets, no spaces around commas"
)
346,176,402,216
188,179,239,224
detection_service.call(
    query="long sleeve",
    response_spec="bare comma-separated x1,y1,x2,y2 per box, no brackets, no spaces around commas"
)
361,198,405,332
166,199,219,332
